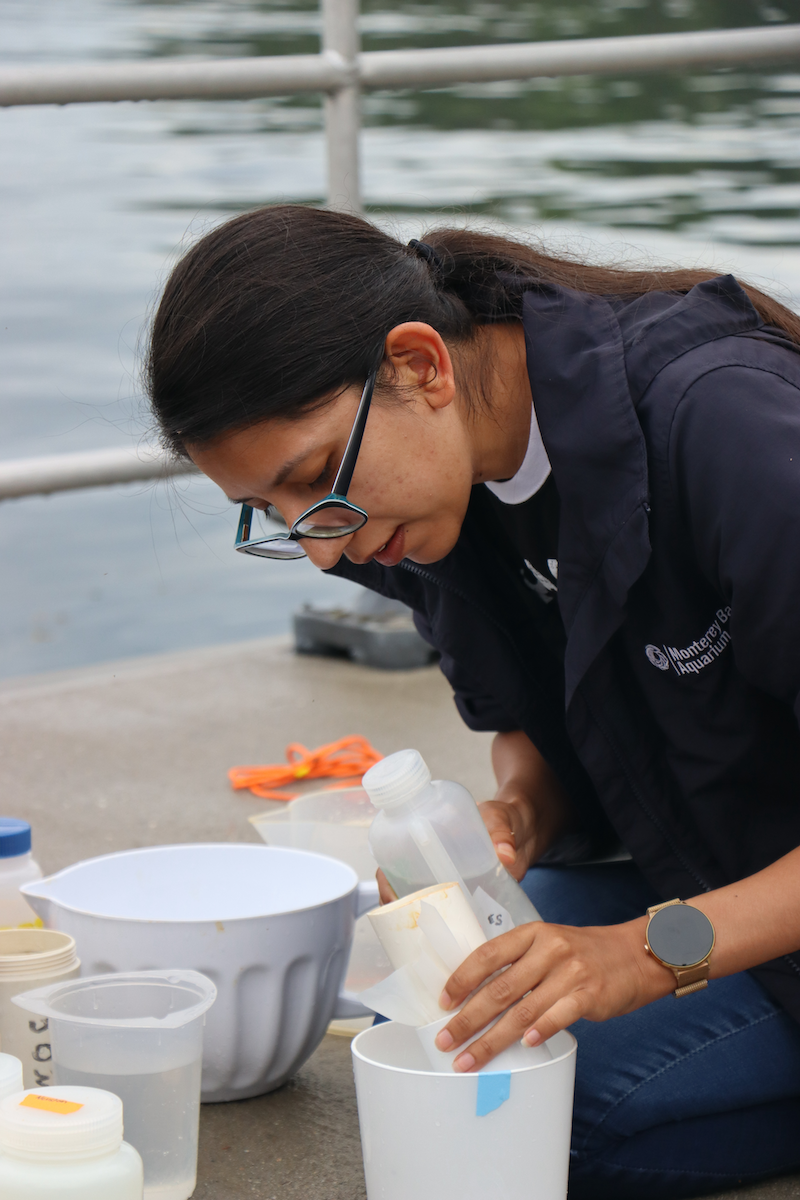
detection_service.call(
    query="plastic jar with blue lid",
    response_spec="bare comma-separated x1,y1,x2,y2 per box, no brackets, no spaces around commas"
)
0,820,42,930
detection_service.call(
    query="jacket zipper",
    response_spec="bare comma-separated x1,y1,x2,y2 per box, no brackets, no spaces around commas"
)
399,559,533,667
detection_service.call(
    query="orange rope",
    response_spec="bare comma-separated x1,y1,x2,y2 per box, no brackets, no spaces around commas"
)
228,735,383,801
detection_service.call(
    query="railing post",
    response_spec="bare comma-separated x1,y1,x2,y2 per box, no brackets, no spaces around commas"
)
322,0,361,213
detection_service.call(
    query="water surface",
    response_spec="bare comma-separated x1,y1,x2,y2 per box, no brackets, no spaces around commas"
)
2,0,800,676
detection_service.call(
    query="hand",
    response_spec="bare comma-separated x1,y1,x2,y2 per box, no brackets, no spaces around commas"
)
376,868,397,906
484,731,573,876
478,797,537,882
434,918,673,1072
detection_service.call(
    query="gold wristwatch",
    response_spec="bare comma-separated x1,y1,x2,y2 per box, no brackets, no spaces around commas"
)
645,898,715,998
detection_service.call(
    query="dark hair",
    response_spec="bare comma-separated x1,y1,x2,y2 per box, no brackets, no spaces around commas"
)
148,204,800,457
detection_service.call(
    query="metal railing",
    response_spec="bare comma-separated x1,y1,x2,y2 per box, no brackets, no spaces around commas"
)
3,7,800,500
0,447,197,502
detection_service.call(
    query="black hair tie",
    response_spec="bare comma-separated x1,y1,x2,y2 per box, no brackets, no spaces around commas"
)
407,238,445,283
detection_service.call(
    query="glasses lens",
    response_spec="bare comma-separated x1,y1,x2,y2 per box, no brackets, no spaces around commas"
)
240,538,305,560
236,507,306,559
295,505,366,539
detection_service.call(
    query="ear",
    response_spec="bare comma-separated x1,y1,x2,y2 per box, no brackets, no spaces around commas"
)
383,322,456,411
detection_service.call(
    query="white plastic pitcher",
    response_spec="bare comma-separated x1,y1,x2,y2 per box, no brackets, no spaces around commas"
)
20,844,379,1100
351,1021,577,1200
12,970,214,1200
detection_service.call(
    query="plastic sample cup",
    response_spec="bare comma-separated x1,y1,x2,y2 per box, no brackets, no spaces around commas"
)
12,970,215,1200
352,1020,577,1200
0,929,80,1087
0,1086,143,1199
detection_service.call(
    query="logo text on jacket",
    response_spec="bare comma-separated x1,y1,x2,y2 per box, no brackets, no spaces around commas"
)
646,607,732,677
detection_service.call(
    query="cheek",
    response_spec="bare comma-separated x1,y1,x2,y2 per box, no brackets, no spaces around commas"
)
357,422,469,517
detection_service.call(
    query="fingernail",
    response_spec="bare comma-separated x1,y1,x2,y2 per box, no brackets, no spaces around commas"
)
454,1052,475,1073
439,990,452,1010
435,1028,454,1051
495,842,515,862
522,1028,542,1047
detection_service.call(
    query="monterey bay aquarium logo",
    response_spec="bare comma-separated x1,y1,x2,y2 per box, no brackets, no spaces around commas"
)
646,607,732,677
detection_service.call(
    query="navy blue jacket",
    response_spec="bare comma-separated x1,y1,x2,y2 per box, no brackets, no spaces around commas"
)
329,277,800,1022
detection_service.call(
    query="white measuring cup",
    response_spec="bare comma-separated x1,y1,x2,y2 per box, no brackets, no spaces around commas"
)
12,969,215,1200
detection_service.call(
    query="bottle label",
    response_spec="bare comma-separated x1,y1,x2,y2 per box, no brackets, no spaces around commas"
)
20,1094,83,1115
472,887,515,940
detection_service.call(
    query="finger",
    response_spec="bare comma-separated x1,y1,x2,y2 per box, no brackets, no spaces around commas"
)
520,992,586,1048
479,804,517,866
376,868,397,905
437,947,549,1053
493,837,516,867
450,1000,542,1072
441,924,537,1009
453,985,586,1073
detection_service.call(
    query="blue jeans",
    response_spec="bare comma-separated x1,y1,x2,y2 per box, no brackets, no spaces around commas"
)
521,863,800,1199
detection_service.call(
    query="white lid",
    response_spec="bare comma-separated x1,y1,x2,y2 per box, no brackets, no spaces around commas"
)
0,1055,23,1102
0,1087,123,1159
362,749,432,809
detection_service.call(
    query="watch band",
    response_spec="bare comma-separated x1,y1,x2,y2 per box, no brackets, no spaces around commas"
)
646,898,713,998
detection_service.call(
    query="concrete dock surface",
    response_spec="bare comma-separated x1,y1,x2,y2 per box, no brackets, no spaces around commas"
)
1,636,798,1200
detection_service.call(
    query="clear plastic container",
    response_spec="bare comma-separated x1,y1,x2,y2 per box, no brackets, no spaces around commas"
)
0,930,80,1088
250,786,379,881
364,750,540,937
12,970,215,1200
0,820,43,929
0,1054,23,1101
0,1086,143,1198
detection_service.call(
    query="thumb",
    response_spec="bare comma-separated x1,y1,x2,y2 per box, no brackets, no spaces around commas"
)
478,801,517,867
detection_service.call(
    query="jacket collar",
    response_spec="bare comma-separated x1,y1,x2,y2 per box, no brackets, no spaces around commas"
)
522,276,760,707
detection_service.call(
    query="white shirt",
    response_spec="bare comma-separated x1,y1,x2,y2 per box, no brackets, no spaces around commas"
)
485,404,551,505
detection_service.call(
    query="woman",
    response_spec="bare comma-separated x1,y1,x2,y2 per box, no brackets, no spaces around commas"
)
148,205,800,1198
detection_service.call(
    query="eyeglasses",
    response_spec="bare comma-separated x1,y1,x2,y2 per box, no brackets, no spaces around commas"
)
234,352,382,561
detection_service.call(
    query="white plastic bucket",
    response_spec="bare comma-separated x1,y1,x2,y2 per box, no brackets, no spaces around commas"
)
351,1021,577,1200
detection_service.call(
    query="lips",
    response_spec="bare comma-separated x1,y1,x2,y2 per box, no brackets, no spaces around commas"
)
373,525,406,567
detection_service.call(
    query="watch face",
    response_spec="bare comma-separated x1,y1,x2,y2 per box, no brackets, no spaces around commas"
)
648,904,714,968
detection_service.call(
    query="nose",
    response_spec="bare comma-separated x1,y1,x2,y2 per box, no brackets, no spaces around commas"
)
303,535,352,571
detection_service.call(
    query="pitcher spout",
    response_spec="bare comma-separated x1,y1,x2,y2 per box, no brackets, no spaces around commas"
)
20,880,54,926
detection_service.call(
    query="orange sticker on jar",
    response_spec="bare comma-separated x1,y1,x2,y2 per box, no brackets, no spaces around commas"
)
19,1094,84,1115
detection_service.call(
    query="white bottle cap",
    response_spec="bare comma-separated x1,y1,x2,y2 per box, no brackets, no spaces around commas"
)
0,1087,123,1159
0,1055,23,1102
362,749,432,809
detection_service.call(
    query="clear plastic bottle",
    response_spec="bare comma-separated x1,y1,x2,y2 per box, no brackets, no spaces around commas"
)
364,750,540,937
0,1086,143,1198
0,821,43,930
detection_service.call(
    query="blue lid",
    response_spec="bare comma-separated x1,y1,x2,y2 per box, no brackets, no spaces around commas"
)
0,819,31,858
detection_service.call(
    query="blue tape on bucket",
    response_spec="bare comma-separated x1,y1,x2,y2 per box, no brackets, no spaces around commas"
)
476,1071,511,1117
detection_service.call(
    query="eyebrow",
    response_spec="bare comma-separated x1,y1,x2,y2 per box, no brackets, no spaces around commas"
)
227,450,310,505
